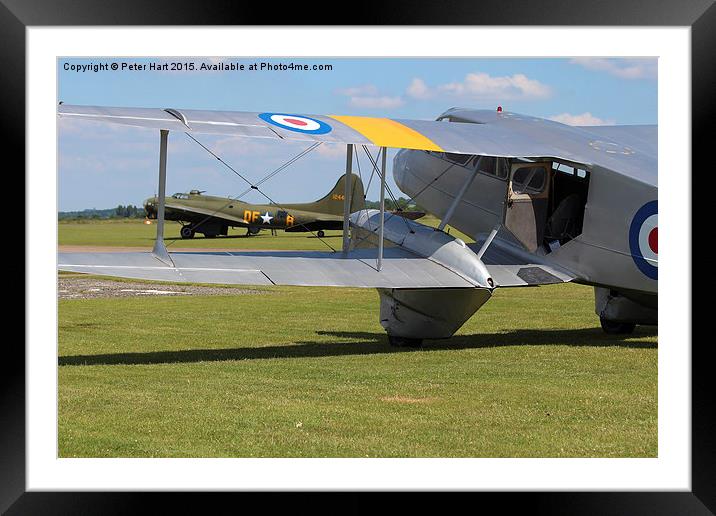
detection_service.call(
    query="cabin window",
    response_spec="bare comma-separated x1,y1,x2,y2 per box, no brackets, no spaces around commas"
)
473,156,509,180
426,151,475,168
475,156,495,174
444,152,473,166
497,158,509,179
512,166,547,194
553,162,589,180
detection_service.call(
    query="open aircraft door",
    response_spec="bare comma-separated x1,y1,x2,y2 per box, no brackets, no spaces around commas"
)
503,161,552,252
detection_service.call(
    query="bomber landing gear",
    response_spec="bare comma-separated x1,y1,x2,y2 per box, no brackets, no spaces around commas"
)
180,225,195,239
600,317,636,335
388,335,423,348
317,230,325,238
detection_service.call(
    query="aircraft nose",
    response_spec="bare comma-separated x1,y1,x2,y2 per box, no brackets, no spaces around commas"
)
143,197,157,219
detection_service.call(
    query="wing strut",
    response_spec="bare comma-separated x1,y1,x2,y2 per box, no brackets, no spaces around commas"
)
476,224,501,260
342,144,353,253
377,146,387,271
151,129,174,266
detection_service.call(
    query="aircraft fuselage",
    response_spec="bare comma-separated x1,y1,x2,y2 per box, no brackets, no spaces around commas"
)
392,109,657,327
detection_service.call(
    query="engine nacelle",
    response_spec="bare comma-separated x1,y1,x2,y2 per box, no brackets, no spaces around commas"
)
350,209,494,289
350,210,494,342
378,287,492,341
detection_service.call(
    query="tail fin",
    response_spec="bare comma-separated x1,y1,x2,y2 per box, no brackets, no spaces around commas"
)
302,173,365,216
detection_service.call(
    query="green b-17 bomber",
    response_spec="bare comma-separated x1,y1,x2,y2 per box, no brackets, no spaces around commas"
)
144,173,365,239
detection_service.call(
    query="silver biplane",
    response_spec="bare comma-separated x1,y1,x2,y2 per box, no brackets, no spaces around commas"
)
57,105,657,347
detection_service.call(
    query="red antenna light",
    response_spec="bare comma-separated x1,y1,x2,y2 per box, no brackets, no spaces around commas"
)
497,105,503,112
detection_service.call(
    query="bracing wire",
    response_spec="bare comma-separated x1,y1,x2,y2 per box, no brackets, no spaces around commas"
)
162,134,337,252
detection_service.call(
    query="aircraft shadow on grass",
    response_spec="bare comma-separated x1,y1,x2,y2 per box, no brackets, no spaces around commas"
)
59,327,657,367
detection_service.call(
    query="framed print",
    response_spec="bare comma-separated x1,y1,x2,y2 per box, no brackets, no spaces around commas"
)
7,0,711,513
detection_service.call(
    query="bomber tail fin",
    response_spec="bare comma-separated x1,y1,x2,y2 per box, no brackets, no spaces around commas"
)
297,173,365,216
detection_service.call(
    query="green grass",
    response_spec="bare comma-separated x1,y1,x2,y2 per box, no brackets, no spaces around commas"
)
57,216,472,250
58,282,657,458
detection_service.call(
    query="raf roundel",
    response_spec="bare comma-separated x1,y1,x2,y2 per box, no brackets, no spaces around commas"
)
629,200,658,280
258,113,332,135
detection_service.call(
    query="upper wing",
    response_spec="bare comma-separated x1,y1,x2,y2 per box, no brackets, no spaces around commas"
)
58,105,656,183
576,124,657,158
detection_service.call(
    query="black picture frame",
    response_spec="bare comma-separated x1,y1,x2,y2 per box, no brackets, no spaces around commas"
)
6,0,709,513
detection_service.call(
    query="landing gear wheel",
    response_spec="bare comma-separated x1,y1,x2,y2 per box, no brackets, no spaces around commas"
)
388,335,423,348
247,227,260,236
600,318,636,335
180,225,195,239
317,230,325,238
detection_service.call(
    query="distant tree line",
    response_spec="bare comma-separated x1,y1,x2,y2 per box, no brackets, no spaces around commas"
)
113,204,144,218
363,197,425,212
58,204,145,221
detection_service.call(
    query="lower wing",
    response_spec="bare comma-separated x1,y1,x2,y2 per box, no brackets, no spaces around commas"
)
59,211,574,290
58,248,475,289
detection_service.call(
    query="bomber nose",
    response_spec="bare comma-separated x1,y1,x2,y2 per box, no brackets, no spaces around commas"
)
143,197,157,219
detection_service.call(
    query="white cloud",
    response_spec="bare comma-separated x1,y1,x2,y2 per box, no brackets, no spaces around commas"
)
439,73,551,100
406,78,431,100
211,136,277,158
315,143,347,158
569,58,657,80
348,96,404,109
336,84,379,96
549,112,615,126
406,73,551,101
337,84,404,110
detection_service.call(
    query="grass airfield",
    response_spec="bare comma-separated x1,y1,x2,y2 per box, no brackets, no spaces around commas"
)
58,219,657,457
59,218,348,251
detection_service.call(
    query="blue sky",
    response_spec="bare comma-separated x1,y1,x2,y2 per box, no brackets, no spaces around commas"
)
58,57,657,211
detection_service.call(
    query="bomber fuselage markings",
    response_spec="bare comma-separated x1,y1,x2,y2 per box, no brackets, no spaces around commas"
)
243,209,295,227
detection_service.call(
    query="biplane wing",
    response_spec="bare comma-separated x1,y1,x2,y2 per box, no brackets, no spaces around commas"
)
58,210,573,289
469,239,574,288
58,104,656,183
57,105,596,291
58,247,476,289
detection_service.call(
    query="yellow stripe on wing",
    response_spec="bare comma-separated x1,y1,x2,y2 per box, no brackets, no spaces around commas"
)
329,116,443,151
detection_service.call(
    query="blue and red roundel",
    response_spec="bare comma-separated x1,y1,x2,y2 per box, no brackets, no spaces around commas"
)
258,113,332,135
629,200,658,280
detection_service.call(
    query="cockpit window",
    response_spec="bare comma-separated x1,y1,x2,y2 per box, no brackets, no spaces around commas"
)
512,166,547,194
473,156,509,180
171,193,190,200
435,115,483,124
